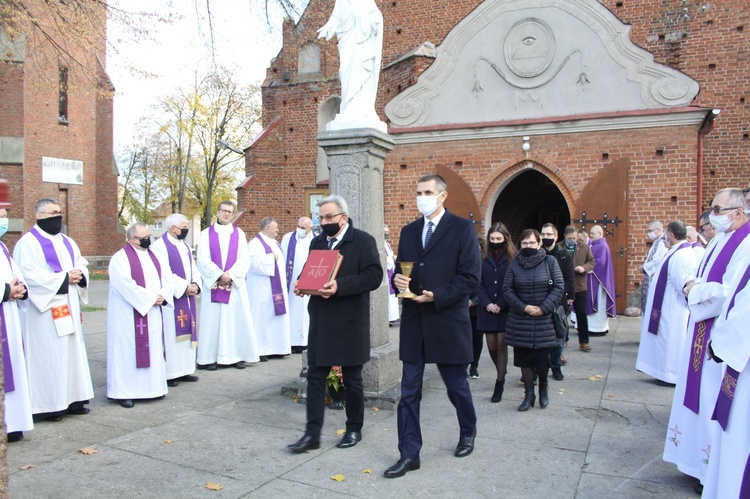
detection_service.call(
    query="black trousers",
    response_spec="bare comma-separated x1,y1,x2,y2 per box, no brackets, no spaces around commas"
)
470,313,482,369
573,291,590,344
306,363,364,438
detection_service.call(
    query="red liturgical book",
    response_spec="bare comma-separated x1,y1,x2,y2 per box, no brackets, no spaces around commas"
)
298,250,344,295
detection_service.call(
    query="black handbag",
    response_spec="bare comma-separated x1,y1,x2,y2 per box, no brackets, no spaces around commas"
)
544,256,568,339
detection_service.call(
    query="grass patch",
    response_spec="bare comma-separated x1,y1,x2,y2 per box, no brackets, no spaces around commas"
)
81,306,105,312
89,270,109,281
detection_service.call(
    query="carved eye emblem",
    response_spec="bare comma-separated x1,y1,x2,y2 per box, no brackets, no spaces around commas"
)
521,36,537,45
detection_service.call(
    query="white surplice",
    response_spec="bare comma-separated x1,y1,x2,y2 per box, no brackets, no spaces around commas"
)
664,229,750,482
13,227,94,414
281,230,311,347
196,223,259,365
247,233,291,356
384,239,399,322
636,241,697,383
0,242,33,433
587,285,610,332
107,246,172,400
702,255,750,498
151,234,200,379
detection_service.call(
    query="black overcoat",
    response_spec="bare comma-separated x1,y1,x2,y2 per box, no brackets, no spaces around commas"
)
306,220,383,367
476,252,510,332
394,210,481,364
502,252,564,350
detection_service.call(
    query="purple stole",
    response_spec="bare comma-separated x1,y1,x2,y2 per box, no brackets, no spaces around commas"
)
285,233,298,292
742,452,750,498
29,227,75,273
647,241,691,334
710,261,750,430
0,243,14,392
123,244,162,369
208,225,239,304
691,241,703,248
255,235,287,316
385,242,396,295
683,220,750,413
586,238,616,316
163,236,197,344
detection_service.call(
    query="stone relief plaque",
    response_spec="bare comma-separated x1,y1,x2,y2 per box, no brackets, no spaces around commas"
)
504,18,556,78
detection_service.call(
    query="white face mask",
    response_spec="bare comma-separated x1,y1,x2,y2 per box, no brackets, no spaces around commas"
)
417,194,441,217
709,213,733,233
647,230,657,241
296,228,308,239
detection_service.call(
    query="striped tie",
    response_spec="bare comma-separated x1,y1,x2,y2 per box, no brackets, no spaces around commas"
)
328,237,337,249
425,221,434,248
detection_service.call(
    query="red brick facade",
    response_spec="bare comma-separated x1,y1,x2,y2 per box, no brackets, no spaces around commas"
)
238,0,749,305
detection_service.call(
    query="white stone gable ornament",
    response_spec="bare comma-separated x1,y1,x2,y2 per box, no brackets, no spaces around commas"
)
318,0,387,133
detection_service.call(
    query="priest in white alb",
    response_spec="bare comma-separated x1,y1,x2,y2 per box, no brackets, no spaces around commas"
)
151,213,201,387
13,198,94,421
0,206,33,442
196,201,259,369
247,217,291,360
664,188,750,489
281,216,312,353
636,221,697,385
107,223,172,408
384,224,400,324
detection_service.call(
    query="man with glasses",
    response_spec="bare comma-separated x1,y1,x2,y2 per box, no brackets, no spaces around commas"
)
641,221,668,312
698,211,716,244
281,217,314,353
664,188,750,493
196,201,259,370
13,198,94,421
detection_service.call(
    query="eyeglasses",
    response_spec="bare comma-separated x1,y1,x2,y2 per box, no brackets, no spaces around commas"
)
218,209,234,214
699,222,713,232
743,187,750,196
520,241,538,248
38,210,64,216
320,213,344,221
710,206,740,215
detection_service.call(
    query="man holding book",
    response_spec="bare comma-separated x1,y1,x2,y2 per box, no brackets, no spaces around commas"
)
287,195,383,453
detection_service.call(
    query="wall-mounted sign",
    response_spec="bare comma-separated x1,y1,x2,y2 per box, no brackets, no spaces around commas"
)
42,156,83,185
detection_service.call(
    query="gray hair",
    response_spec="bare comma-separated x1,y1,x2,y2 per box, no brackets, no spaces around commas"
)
126,222,148,240
417,174,447,192
317,195,349,215
647,220,663,230
260,217,277,231
165,213,188,230
716,188,749,212
35,198,60,212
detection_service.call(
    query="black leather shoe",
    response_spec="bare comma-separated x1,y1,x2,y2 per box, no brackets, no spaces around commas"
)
119,399,134,409
177,374,199,382
234,361,246,369
7,431,23,442
206,363,218,371
551,368,564,381
44,415,64,422
336,431,362,448
455,431,476,457
167,379,179,387
68,406,91,415
287,434,320,453
259,356,269,362
384,457,420,478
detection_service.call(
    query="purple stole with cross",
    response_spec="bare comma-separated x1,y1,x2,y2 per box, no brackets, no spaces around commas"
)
209,224,239,304
710,261,750,430
647,241,691,334
29,227,75,273
255,234,287,316
0,242,15,392
162,236,197,345
123,244,162,369
683,219,750,413
285,233,298,292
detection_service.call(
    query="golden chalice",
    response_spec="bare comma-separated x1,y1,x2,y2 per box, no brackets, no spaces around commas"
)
397,262,418,299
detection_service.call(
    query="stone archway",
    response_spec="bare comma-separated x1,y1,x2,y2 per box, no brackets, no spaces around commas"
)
489,169,571,244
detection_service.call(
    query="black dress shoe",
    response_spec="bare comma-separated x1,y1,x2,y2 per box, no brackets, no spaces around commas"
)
287,434,320,453
259,356,269,362
7,431,23,442
167,379,179,387
383,457,420,478
68,406,91,415
455,431,476,457
551,368,564,381
177,374,199,382
234,361,246,369
206,363,218,371
336,431,362,448
119,399,134,408
44,415,64,422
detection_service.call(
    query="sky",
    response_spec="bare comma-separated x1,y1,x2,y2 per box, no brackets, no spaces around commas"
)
106,0,305,150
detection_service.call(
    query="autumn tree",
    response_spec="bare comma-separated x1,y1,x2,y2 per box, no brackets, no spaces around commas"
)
117,137,167,226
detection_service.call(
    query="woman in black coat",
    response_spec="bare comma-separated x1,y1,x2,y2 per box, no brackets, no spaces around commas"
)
503,229,564,412
476,222,515,403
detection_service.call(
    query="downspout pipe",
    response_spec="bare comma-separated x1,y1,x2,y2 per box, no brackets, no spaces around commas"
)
697,108,720,218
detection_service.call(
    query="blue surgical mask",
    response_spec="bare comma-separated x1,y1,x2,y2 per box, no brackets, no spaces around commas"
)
0,218,7,237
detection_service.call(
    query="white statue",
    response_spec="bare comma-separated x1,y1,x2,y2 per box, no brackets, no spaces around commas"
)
318,0,387,133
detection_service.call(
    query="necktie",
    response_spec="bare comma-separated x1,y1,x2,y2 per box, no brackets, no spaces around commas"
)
328,237,337,249
425,221,434,247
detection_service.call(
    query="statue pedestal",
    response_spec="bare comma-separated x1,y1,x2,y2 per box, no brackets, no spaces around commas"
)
317,128,401,401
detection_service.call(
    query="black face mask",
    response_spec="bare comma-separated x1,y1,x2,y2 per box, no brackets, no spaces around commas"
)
138,236,151,249
384,233,389,240
321,222,341,238
488,242,503,251
520,247,538,258
542,238,556,248
177,228,189,240
38,215,63,235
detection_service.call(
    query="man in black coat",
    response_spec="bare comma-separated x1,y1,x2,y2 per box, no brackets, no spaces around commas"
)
287,195,383,453
385,174,481,478
541,223,575,381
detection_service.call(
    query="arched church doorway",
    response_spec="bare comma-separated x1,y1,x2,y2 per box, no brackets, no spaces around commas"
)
491,170,570,244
